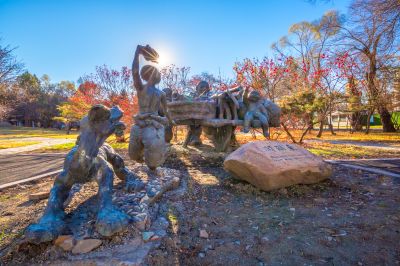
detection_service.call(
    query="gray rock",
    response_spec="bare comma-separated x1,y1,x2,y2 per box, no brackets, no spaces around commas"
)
142,231,155,242
54,235,75,251
71,239,102,254
224,141,332,191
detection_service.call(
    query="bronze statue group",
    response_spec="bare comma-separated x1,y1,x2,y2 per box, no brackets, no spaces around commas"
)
25,44,280,244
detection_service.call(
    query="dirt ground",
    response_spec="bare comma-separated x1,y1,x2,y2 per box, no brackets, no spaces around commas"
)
1,143,400,265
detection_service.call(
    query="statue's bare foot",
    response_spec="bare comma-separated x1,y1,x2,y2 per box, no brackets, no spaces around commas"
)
125,172,145,192
25,211,66,243
262,127,270,138
96,206,129,237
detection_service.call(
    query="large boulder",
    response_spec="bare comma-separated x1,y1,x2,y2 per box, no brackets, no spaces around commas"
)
224,141,332,191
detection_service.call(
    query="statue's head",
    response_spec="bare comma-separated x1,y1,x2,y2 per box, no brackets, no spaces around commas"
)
141,65,161,85
196,81,210,96
163,87,173,101
248,90,261,102
80,105,126,139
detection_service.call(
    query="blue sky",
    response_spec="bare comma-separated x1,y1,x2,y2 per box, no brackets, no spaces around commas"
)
0,0,350,83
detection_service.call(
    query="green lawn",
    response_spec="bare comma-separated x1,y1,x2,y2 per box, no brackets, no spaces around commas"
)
304,142,400,159
0,126,78,140
1,126,399,159
0,141,41,149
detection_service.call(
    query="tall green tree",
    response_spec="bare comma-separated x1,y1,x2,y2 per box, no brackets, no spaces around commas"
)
272,11,345,138
339,0,400,132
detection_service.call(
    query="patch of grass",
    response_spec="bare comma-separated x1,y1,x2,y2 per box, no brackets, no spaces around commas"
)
167,205,179,234
0,195,11,202
39,135,129,151
110,142,129,150
235,128,400,144
304,142,399,159
39,142,75,151
0,141,40,149
0,193,24,203
0,126,78,139
0,229,18,246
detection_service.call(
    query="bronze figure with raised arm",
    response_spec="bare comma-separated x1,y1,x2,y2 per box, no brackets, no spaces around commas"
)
128,44,173,170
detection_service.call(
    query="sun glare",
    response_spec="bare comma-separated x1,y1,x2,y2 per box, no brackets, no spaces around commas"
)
155,46,173,67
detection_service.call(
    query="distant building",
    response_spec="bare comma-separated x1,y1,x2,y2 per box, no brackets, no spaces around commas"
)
329,111,351,129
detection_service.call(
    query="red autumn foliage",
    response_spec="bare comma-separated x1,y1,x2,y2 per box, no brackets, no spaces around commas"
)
61,66,138,128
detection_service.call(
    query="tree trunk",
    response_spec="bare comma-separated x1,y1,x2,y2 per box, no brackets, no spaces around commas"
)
66,122,70,135
299,125,313,143
307,116,314,133
378,106,396,132
316,120,324,138
281,123,297,144
329,123,336,135
365,111,372,134
350,112,362,132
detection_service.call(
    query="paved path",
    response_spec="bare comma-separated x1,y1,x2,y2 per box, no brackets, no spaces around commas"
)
328,158,400,178
0,137,74,155
1,143,399,189
0,153,66,186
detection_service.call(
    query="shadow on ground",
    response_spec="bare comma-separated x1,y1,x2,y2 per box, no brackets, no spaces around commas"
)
147,144,400,265
0,142,399,265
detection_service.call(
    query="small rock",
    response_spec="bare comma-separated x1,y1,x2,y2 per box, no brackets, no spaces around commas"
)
154,217,169,228
198,252,206,258
155,229,167,237
147,187,158,197
29,191,50,201
140,195,151,205
278,188,288,195
55,235,75,251
333,230,347,237
150,235,161,241
71,239,102,254
314,198,327,203
205,244,214,251
142,231,155,242
261,236,269,243
199,229,209,239
234,240,241,245
134,212,149,231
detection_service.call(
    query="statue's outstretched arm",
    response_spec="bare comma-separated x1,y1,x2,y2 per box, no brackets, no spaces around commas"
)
243,87,250,105
259,104,268,116
132,45,144,91
228,85,243,93
227,90,240,109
